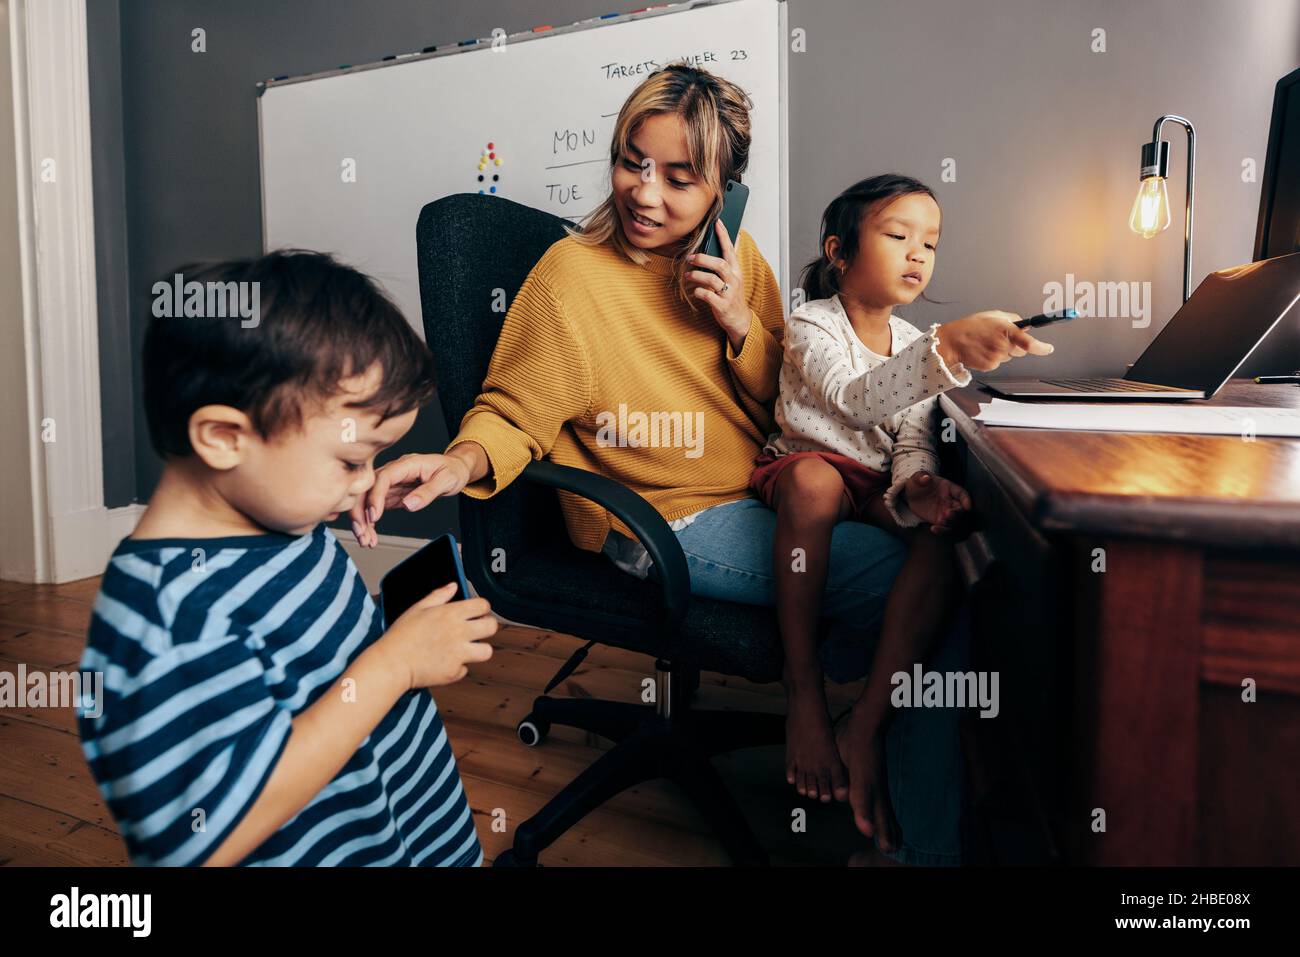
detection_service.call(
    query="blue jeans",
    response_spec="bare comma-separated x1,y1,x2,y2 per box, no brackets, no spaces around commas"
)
603,496,969,866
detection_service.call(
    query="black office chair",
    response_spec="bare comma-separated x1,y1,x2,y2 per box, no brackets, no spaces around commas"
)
415,193,806,866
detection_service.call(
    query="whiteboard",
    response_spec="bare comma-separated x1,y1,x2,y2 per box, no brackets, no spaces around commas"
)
257,0,789,335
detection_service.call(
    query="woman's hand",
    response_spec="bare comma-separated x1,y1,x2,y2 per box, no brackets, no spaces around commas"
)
937,310,1055,372
349,452,472,548
687,219,751,351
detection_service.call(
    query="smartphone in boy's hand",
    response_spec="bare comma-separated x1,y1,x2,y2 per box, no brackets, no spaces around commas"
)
378,533,495,688
380,533,472,627
379,582,496,689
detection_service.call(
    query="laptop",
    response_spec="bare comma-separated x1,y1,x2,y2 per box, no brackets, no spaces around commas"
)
981,250,1300,400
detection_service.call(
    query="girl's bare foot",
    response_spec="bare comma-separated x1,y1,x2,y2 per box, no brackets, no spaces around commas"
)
784,683,849,803
834,709,902,852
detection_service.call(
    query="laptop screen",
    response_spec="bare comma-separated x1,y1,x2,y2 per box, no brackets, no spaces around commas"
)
1124,251,1300,391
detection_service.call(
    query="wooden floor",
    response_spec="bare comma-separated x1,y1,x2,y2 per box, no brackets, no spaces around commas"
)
0,576,888,867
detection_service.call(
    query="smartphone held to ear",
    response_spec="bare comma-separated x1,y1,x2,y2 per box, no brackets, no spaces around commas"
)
701,179,749,262
379,533,472,628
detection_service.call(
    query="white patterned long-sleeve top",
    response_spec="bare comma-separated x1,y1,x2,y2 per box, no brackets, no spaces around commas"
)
763,294,973,527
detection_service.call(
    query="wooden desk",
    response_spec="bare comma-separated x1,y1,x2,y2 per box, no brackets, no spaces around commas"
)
940,378,1300,865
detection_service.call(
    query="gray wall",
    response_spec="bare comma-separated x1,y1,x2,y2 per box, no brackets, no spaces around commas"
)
91,0,1300,526
88,0,136,507
791,0,1300,378
96,0,610,534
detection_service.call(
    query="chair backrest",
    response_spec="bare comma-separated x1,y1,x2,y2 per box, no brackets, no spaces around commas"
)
414,193,572,572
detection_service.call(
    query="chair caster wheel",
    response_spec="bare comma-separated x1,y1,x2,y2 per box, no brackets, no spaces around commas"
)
516,715,550,747
493,848,539,867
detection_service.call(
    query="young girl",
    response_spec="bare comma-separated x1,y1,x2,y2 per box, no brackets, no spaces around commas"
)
751,175,990,849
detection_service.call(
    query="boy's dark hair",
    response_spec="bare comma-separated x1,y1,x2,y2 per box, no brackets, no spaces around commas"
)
800,173,941,303
143,249,437,458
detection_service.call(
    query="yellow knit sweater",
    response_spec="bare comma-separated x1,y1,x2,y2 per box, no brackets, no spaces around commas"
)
446,229,786,552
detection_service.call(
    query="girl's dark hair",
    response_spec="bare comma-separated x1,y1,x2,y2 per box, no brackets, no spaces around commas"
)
143,249,437,458
799,173,939,303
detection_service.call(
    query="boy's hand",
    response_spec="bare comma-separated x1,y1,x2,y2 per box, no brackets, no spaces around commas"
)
378,582,497,689
902,471,972,535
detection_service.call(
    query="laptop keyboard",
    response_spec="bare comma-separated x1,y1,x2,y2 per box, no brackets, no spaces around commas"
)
1039,377,1189,393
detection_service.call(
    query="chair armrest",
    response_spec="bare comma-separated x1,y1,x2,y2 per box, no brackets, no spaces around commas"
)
520,460,691,634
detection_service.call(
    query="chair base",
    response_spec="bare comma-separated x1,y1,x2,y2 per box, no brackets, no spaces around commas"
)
497,691,786,867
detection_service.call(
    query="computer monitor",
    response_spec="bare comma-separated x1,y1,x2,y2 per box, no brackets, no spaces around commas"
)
1245,64,1300,375
1254,65,1300,261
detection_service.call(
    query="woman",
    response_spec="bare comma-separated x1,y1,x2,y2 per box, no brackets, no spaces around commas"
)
351,64,1053,865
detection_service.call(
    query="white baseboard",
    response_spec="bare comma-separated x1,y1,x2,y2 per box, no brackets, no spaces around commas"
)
1,502,145,584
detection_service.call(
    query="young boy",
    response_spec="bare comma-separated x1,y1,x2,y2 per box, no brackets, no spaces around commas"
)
78,250,497,866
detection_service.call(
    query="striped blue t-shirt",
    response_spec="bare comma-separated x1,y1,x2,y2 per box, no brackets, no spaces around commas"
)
78,524,482,867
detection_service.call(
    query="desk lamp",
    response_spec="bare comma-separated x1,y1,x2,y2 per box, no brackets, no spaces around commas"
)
1128,114,1196,302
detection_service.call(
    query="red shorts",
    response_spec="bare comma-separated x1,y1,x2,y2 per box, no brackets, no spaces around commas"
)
748,449,891,520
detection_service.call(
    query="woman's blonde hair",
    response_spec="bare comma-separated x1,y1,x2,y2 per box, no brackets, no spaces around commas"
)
566,63,753,308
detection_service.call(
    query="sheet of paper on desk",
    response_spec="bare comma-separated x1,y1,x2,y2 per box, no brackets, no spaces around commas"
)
972,399,1300,437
